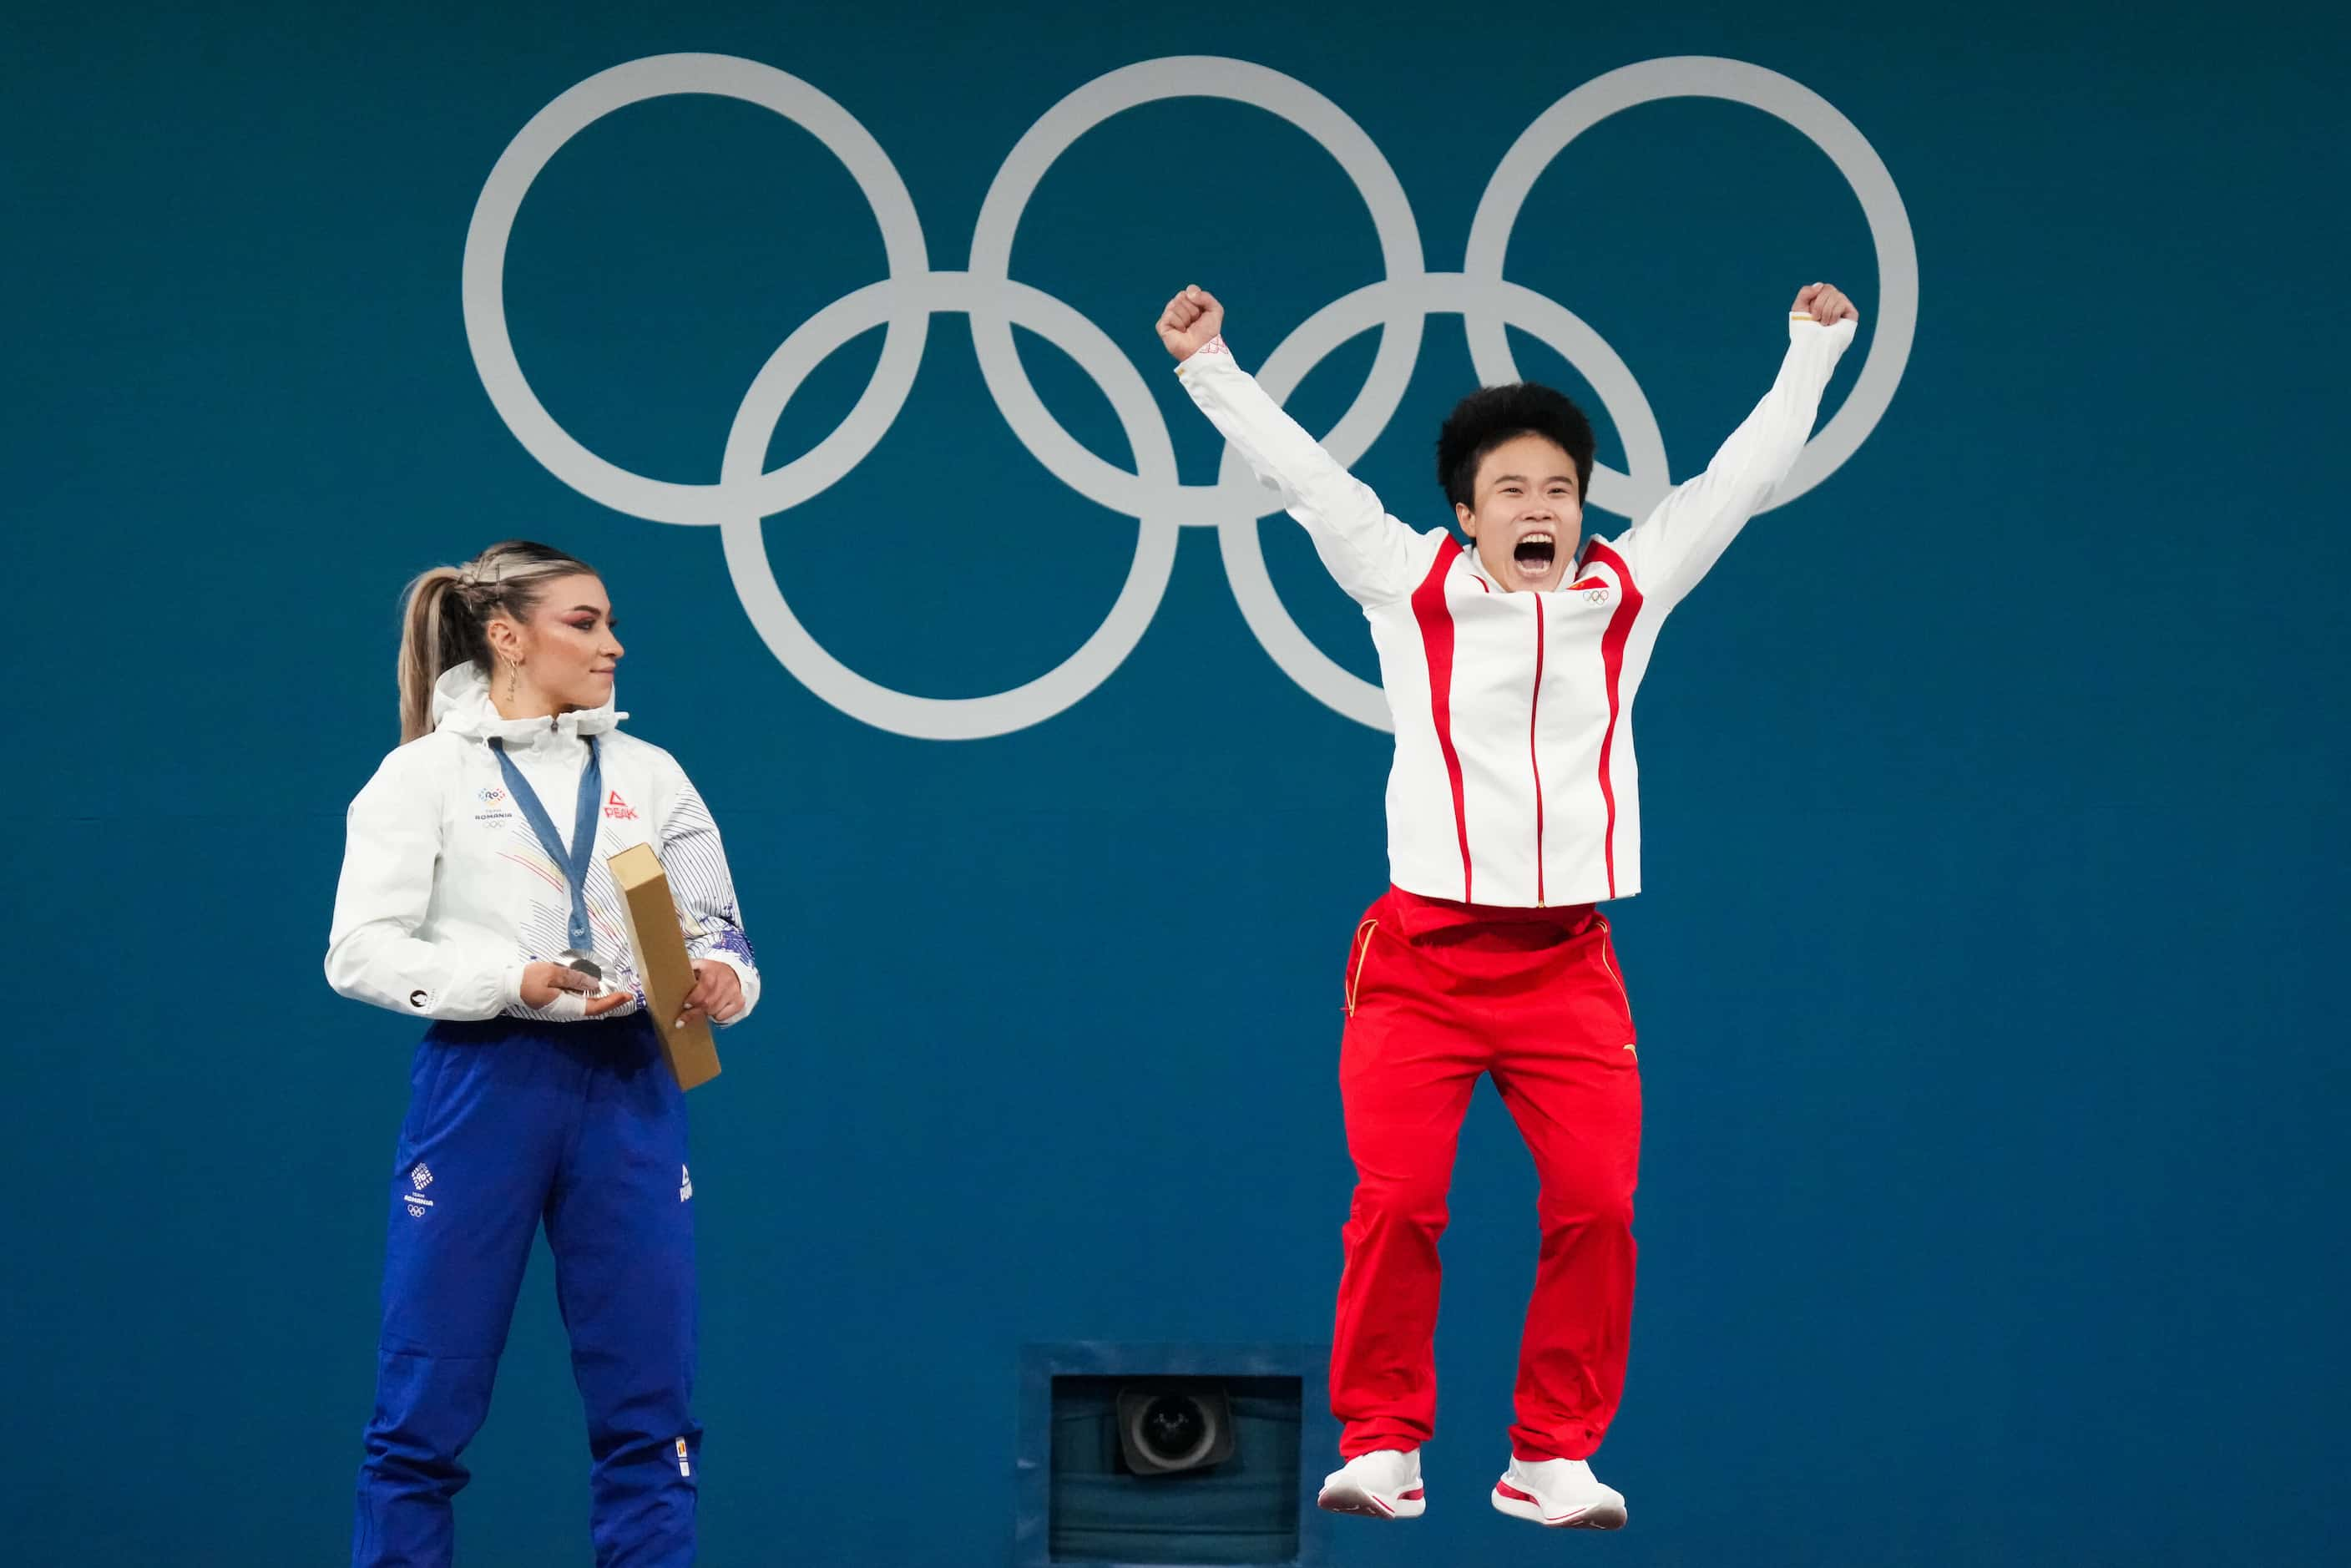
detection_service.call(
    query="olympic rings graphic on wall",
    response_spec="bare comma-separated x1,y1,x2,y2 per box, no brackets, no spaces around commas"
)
463,53,1915,738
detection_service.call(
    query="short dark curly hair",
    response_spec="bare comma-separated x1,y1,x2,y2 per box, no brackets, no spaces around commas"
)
1435,382,1596,513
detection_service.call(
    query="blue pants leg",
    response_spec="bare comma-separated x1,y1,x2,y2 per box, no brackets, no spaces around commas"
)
352,1022,572,1567
548,1024,700,1565
351,1017,700,1566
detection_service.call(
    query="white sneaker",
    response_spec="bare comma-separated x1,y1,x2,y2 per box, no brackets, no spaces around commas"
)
1317,1447,1426,1520
1489,1454,1628,1530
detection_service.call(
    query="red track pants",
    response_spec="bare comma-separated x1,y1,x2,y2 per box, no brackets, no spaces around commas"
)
1331,886,1641,1463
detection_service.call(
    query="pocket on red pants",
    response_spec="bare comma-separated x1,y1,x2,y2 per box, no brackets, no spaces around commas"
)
1342,900,1388,1018
1594,916,1637,1046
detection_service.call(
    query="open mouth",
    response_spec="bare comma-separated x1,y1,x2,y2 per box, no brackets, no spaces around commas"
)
1514,533,1558,577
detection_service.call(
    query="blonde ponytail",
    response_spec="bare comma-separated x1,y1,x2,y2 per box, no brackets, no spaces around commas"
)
397,567,468,743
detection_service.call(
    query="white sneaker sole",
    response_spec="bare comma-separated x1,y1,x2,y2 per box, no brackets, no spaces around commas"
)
1490,1479,1626,1530
1317,1479,1427,1520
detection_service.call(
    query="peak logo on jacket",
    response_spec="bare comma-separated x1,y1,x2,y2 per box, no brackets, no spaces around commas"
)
603,791,639,822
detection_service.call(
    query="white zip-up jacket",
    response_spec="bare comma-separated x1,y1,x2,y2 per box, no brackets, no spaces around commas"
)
1178,314,1856,907
326,662,761,1024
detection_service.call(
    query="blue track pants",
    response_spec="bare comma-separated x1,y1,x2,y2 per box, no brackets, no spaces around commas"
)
351,1014,698,1565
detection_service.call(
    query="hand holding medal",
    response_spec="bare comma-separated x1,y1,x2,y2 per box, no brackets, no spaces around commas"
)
520,959,632,1018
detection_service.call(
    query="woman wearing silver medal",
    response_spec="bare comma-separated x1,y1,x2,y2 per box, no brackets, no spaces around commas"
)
326,539,759,1567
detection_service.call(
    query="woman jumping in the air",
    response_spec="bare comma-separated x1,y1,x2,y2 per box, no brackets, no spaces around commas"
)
1159,280,1858,1530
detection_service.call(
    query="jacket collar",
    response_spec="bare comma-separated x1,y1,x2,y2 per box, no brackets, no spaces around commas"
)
430,662,625,748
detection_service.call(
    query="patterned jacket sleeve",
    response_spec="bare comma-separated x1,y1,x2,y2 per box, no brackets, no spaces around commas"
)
654,752,761,1027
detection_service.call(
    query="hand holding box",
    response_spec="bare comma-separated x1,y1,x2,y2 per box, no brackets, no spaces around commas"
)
606,842,723,1091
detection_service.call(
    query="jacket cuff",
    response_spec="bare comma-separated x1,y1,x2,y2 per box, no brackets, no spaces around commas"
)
1174,335,1235,377
1787,313,1860,351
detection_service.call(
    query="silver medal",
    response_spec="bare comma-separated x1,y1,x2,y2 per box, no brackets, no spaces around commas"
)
556,949,609,996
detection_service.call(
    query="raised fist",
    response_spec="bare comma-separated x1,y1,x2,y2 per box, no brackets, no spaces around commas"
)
1157,285,1226,360
1792,281,1858,326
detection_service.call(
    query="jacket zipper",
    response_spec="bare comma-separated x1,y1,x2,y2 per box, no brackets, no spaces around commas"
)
1529,593,1546,906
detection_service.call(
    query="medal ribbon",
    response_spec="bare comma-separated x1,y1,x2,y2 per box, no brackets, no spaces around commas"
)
488,733,603,955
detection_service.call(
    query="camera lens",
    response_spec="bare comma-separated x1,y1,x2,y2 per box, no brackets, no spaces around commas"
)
1112,1381,1236,1475
1139,1394,1206,1464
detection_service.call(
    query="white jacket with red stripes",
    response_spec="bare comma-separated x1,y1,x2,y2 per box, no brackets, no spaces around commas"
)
1177,314,1856,908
